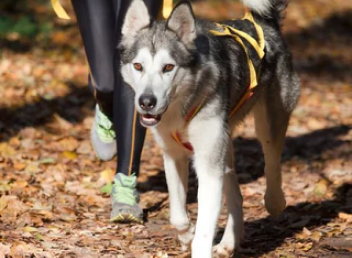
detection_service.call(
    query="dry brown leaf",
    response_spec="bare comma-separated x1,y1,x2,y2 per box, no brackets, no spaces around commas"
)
338,212,352,221
1,1,352,257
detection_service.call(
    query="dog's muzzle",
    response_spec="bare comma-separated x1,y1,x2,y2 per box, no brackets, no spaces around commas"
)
138,93,163,127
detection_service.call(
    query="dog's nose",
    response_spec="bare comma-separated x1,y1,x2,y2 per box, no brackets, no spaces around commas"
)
139,94,157,111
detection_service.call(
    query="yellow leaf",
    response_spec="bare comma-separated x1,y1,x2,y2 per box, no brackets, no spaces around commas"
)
0,181,11,192
23,226,38,232
314,179,329,196
295,241,313,251
0,143,16,158
310,231,322,242
100,168,115,184
35,233,44,241
62,151,77,160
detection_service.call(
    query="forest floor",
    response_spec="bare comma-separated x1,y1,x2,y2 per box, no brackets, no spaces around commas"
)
0,0,351,257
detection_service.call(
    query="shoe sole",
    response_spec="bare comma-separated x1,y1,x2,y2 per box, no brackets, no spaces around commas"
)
110,213,143,224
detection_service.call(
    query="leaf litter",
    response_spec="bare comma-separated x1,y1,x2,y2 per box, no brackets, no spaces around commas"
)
0,0,351,257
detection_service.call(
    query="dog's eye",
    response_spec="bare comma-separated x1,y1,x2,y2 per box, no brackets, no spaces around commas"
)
133,63,143,72
163,64,175,73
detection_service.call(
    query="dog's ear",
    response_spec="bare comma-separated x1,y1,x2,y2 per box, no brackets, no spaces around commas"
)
122,0,150,40
166,1,196,46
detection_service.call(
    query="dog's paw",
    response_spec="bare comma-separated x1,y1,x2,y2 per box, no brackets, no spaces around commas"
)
265,189,286,217
177,223,195,251
212,243,234,258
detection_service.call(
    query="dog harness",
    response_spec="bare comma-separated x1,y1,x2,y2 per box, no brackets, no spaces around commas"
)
171,11,265,152
51,0,174,20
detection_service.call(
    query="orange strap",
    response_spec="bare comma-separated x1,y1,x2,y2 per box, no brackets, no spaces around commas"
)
171,131,193,152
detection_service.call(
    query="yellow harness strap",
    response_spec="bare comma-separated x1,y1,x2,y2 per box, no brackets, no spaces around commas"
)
52,0,173,20
51,0,70,20
172,11,265,152
209,11,265,118
243,11,265,50
161,0,173,19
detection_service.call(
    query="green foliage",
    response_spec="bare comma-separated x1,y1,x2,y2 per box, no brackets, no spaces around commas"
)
0,16,13,35
10,17,37,36
0,0,53,38
0,15,53,38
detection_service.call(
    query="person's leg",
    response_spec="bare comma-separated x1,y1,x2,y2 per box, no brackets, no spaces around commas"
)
71,0,117,161
110,0,163,223
113,0,163,176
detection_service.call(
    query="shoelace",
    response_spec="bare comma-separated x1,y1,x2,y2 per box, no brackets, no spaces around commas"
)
112,184,138,206
96,110,116,143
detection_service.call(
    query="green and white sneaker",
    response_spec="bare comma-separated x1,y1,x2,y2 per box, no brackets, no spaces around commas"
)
110,173,143,224
91,105,117,161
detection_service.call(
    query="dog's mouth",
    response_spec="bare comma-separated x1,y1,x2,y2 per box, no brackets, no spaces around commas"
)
140,114,162,127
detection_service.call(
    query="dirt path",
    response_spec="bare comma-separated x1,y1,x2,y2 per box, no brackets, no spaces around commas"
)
0,0,351,257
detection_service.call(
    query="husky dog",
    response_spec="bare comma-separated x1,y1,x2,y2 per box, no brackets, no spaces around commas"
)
120,0,300,257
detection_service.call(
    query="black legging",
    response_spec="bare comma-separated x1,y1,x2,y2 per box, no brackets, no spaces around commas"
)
71,0,163,176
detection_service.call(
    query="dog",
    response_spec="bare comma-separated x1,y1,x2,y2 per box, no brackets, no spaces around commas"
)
119,0,300,257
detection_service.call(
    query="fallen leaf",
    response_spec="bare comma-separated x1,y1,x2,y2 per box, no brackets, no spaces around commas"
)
13,162,26,171
338,212,352,221
23,226,38,232
100,183,113,194
295,241,314,251
61,151,77,160
0,198,8,212
314,179,329,196
0,143,16,158
38,157,56,164
100,168,115,184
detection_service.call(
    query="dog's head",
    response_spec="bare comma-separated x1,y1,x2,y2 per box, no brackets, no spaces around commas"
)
120,0,197,127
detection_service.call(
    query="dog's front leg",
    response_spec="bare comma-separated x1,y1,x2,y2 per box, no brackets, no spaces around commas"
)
192,153,225,258
163,151,194,250
213,145,243,257
190,118,228,258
